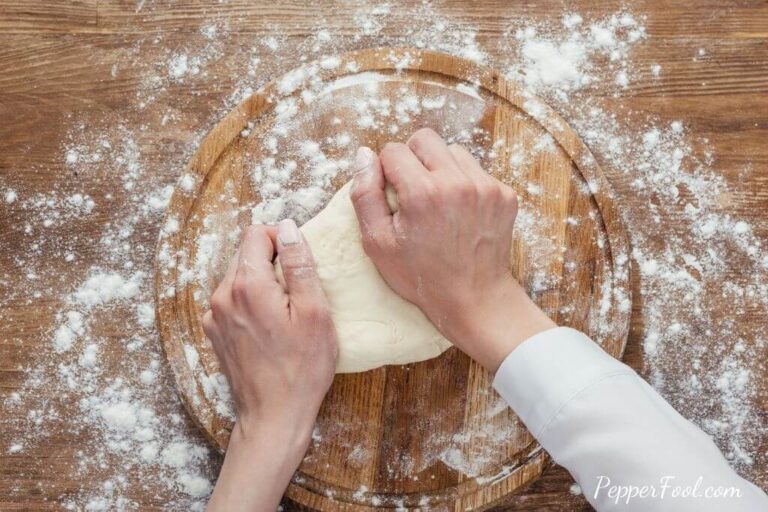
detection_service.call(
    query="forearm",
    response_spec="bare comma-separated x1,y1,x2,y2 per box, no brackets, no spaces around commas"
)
207,418,312,512
493,327,768,511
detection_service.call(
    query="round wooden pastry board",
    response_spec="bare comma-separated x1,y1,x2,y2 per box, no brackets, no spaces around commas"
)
155,48,631,510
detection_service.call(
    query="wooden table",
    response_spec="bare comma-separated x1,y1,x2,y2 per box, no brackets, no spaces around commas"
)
1,1,766,510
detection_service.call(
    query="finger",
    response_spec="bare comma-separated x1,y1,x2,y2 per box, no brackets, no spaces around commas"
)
232,225,284,306
202,309,227,365
262,225,279,253
407,128,461,174
202,309,217,339
501,185,519,221
275,218,328,312
378,142,431,198
237,225,278,277
448,143,486,178
210,243,241,320
351,147,396,250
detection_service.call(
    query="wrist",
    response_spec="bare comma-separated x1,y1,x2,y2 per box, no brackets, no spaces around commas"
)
237,411,316,447
233,412,314,468
443,278,556,373
210,409,315,511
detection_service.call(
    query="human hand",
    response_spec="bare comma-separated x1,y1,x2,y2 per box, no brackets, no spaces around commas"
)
202,221,337,442
350,128,555,373
202,221,337,511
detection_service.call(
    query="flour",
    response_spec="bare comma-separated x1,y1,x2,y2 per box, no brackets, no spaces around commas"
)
80,344,99,368
74,272,143,307
101,402,139,432
147,185,174,212
320,55,341,70
179,173,196,192
509,12,645,97
183,344,200,370
54,311,85,353
136,303,155,327
168,54,192,81
199,373,235,420
2,2,766,509
139,361,160,385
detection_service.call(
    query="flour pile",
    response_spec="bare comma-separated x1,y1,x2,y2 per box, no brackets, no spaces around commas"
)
1,2,765,510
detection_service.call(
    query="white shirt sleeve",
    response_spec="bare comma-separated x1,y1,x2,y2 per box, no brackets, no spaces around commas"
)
492,327,768,511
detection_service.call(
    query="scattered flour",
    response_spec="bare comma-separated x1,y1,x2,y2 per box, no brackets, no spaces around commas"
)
508,12,645,97
2,3,765,510
136,302,155,328
74,272,144,307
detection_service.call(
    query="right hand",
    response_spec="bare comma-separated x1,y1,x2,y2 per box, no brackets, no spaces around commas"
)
350,128,555,372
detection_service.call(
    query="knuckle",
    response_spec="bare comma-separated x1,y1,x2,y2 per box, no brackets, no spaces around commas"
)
350,180,369,203
413,127,437,140
281,253,315,278
418,152,435,170
209,291,227,317
502,185,519,208
381,142,407,158
407,129,429,150
509,190,519,208
230,272,250,301
242,224,266,245
202,311,215,334
406,132,422,149
467,180,482,196
381,142,397,155
448,179,477,201
483,181,503,200
244,224,261,237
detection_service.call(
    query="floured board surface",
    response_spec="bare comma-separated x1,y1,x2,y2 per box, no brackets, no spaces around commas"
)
155,48,631,510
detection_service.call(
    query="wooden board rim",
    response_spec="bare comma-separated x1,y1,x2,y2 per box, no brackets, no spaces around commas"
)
154,47,633,510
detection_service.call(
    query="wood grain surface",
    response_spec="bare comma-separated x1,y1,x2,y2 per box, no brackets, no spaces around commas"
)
1,1,767,511
156,48,631,510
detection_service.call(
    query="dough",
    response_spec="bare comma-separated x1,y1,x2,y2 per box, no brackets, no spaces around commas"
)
276,181,452,373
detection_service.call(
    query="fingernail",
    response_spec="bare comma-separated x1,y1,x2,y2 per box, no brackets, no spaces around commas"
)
278,218,301,246
354,146,373,174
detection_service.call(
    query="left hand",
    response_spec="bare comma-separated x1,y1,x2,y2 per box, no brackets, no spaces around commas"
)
202,221,338,438
203,221,338,511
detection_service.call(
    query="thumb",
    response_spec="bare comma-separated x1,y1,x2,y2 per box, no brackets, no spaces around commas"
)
276,218,327,314
350,146,395,253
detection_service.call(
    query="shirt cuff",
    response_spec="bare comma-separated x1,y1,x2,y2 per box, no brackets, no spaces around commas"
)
492,326,633,438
